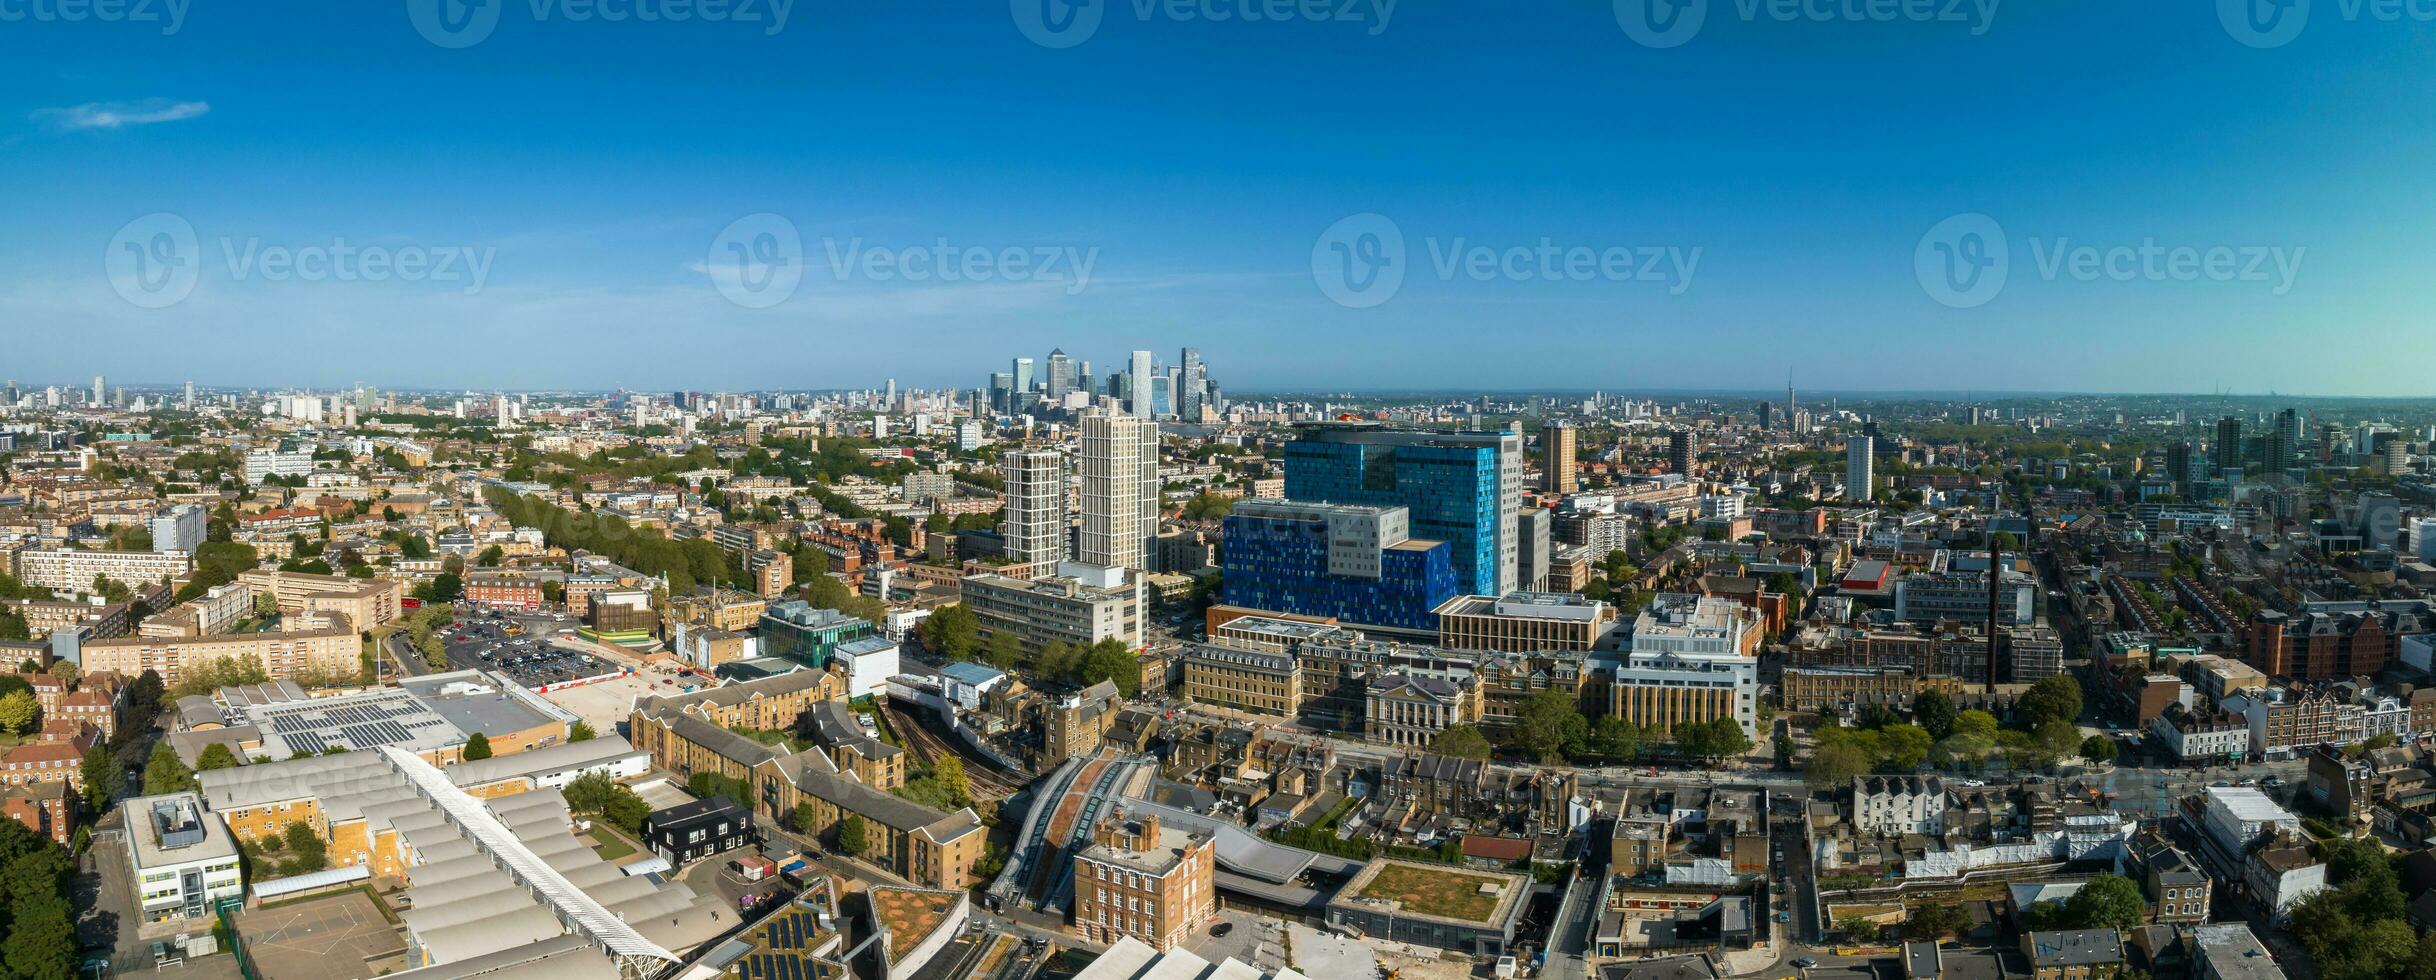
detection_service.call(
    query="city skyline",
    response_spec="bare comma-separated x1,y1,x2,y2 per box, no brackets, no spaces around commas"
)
7,5,2436,393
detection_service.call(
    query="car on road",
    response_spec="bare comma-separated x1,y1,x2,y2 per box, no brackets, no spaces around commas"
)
1792,958,1818,969
1209,923,1233,938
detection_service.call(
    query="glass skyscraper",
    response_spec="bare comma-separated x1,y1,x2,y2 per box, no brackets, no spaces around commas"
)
1282,424,1520,596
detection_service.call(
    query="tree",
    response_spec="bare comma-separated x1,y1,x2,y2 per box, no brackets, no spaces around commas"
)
0,690,37,736
196,743,241,771
79,745,117,811
1077,638,1141,697
1591,716,1643,761
1034,640,1082,681
2062,875,2146,932
1910,690,1957,740
931,756,972,808
462,732,493,761
918,603,981,661
1877,724,1935,769
1432,725,1494,761
2080,735,2119,763
1807,740,1874,788
1908,902,1971,940
835,814,869,856
1,895,75,980
143,743,199,795
981,630,1025,670
791,802,820,834
44,659,77,683
2018,675,2084,730
1675,718,1753,764
570,721,597,742
281,820,329,874
1512,688,1589,763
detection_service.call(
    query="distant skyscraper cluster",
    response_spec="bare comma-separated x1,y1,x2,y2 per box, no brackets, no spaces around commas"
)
984,347,1222,421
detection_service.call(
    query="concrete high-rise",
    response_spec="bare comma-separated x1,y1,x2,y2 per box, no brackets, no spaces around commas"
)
1283,423,1520,596
1003,450,1069,567
1847,435,1874,502
1080,412,1159,572
1542,420,1578,494
1667,429,1693,477
1127,350,1154,418
2215,417,2244,472
1045,349,1076,401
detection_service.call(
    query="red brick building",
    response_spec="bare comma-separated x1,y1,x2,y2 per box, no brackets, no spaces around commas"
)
2249,601,2435,679
0,781,71,845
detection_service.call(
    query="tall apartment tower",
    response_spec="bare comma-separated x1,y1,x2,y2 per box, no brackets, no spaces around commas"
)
1080,412,1159,572
1543,420,1578,494
1003,450,1070,567
1847,435,1875,502
1128,350,1154,418
1667,429,1693,477
2166,440,2193,490
2215,416,2244,473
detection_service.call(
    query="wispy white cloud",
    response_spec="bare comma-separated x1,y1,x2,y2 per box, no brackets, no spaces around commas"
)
33,99,210,131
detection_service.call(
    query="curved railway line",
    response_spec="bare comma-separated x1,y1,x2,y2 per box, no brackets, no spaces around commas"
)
880,702,1025,800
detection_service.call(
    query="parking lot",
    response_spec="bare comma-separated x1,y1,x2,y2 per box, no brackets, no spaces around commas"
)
442,611,623,689
538,671,668,736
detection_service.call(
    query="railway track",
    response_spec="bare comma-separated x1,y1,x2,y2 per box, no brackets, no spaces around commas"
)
883,703,1022,800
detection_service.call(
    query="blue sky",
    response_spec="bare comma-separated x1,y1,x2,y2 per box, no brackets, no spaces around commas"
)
3,1,2434,394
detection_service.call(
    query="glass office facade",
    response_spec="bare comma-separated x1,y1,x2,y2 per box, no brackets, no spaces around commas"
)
1221,510,1457,631
1284,434,1507,596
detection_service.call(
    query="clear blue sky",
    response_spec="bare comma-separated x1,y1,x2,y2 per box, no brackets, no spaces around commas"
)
4,1,2434,394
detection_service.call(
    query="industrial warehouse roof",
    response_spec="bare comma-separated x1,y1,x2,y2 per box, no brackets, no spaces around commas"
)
199,747,728,975
442,734,644,789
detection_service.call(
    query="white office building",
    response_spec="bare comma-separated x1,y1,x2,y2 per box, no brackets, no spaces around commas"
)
123,793,245,923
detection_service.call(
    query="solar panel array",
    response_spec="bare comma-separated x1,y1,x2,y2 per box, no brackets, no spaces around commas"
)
732,911,843,980
259,691,454,752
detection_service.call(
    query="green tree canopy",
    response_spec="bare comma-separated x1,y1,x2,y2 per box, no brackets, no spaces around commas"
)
1431,725,1494,761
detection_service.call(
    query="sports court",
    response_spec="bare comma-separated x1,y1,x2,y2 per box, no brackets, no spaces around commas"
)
232,890,408,979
